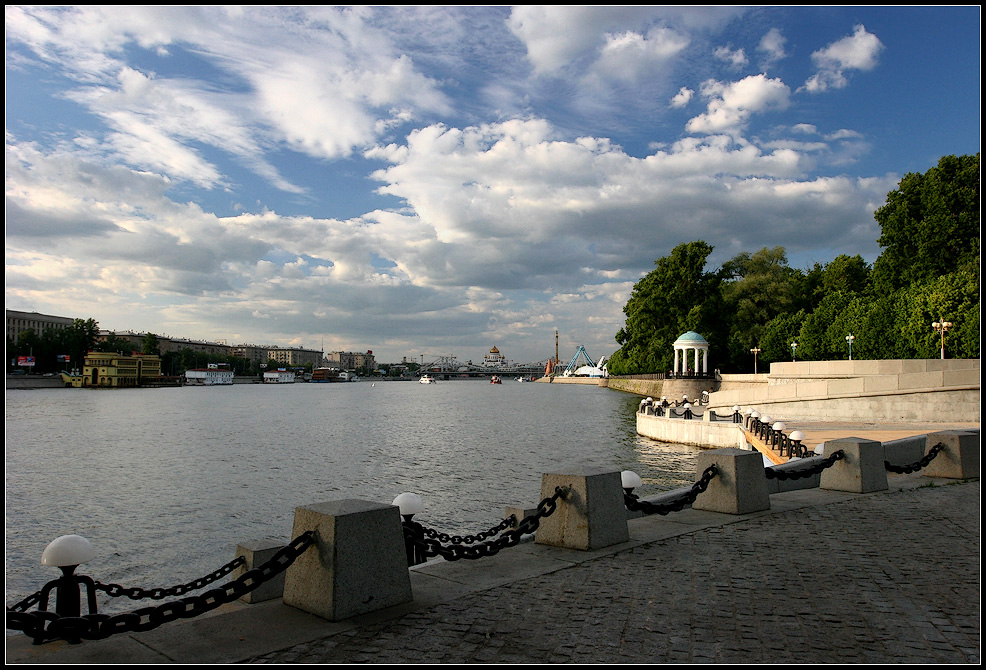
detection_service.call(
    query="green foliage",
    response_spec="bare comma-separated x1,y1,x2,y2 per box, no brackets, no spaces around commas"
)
721,247,800,365
612,156,979,373
760,310,805,364
609,241,722,375
142,332,161,356
871,153,980,293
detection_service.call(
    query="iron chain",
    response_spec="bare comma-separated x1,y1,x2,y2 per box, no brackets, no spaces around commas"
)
885,442,945,474
624,465,718,515
94,555,246,600
404,486,568,562
6,531,314,645
765,450,846,480
420,515,517,546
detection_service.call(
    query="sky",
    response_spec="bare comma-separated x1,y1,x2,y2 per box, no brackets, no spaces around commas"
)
5,6,981,366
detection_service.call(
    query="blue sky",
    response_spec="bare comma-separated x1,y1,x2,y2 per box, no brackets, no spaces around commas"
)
5,6,981,365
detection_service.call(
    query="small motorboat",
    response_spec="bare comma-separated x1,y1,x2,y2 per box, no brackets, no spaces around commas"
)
490,375,502,384
419,375,437,384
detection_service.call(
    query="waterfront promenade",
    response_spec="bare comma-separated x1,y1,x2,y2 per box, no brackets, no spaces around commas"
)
7,423,979,664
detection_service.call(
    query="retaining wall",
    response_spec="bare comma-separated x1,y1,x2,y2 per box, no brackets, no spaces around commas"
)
636,412,747,449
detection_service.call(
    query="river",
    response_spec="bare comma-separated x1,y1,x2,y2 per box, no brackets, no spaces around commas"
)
5,379,699,612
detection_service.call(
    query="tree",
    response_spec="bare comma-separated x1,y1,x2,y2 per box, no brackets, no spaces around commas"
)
720,246,801,367
142,332,161,356
62,318,100,369
609,241,723,375
871,154,980,293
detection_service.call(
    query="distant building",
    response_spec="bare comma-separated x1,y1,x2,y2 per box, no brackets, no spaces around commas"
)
231,344,275,368
267,346,324,368
6,310,74,344
81,351,162,388
483,345,507,368
100,330,233,357
325,350,376,373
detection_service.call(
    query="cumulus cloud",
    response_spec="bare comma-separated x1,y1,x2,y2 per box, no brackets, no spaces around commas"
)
670,86,694,108
803,24,884,92
757,28,786,68
7,6,926,363
714,45,748,68
686,74,791,134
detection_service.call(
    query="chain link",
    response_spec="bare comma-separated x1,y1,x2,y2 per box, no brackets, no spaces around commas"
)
765,450,845,480
6,531,314,645
403,487,568,562
94,555,246,601
624,465,718,515
885,442,945,474
419,515,517,546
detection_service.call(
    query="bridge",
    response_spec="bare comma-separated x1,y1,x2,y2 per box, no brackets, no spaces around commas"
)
418,354,547,379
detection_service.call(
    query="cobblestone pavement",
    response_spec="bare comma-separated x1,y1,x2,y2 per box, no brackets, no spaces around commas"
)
247,481,980,664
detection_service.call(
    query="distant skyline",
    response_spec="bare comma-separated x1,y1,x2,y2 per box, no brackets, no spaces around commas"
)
5,6,981,364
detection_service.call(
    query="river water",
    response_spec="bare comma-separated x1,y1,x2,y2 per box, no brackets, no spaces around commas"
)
5,380,699,612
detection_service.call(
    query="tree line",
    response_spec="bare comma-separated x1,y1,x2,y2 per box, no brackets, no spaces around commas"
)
607,154,980,375
8,323,279,377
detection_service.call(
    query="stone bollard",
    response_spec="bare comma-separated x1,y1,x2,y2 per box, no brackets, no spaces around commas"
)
921,430,980,479
282,499,412,621
534,467,629,550
691,448,770,515
234,539,288,603
819,438,888,493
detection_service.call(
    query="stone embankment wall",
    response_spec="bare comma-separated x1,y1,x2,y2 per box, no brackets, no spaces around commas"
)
709,359,980,423
606,359,979,425
635,411,746,449
606,376,717,401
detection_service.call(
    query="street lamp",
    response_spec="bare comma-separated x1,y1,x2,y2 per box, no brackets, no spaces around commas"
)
750,346,761,374
845,334,855,361
932,318,953,360
791,341,798,362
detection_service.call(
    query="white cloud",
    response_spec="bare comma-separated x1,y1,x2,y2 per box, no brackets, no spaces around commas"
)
670,86,694,108
5,6,451,191
757,28,786,68
714,45,748,68
593,28,690,82
686,74,791,134
803,24,884,92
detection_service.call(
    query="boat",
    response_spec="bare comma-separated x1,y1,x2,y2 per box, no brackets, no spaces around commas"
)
311,367,346,383
419,375,437,384
490,375,502,384
263,369,297,384
185,365,234,386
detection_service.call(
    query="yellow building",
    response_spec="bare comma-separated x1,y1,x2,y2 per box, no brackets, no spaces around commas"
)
76,352,162,388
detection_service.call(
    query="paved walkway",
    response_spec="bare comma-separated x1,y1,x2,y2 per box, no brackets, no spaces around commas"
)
7,465,979,664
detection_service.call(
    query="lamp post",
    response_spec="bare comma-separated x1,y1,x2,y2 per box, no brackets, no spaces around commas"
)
932,318,953,359
790,341,798,362
845,334,855,361
393,493,426,566
750,346,761,374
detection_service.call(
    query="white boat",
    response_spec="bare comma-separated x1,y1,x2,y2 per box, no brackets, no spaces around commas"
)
184,365,234,386
419,375,437,384
263,369,297,384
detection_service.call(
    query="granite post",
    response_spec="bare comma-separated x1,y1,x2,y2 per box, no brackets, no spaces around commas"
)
921,430,980,479
534,467,629,550
234,539,288,604
282,499,412,621
819,438,888,493
690,448,770,515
